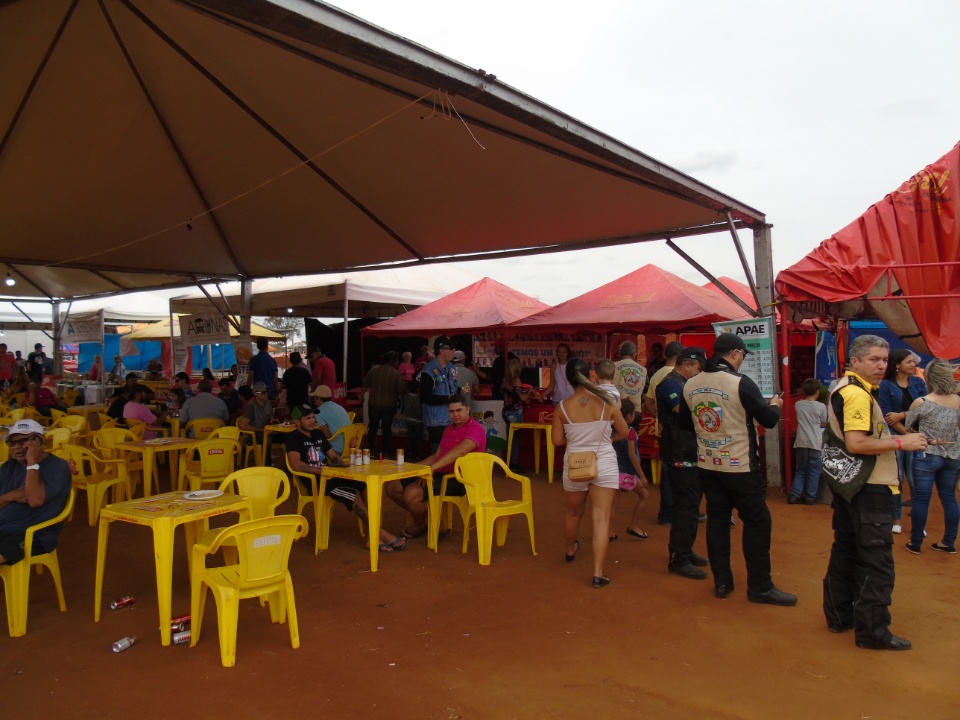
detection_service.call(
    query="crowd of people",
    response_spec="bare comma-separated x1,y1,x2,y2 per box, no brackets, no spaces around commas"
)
2,332,957,654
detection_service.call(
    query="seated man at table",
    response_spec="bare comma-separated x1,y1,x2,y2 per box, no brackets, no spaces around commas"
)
0,420,72,567
239,382,277,458
105,387,129,423
123,384,169,440
26,382,68,418
179,379,229,436
285,404,406,552
310,385,350,455
217,378,243,424
144,357,164,380
385,393,487,540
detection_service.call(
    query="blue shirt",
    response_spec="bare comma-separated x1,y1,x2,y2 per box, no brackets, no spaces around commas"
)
314,401,351,453
0,456,72,552
419,358,458,428
249,350,279,398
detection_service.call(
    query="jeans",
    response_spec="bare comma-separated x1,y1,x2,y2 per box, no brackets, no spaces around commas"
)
891,449,914,520
791,448,822,500
367,404,396,457
909,454,960,548
502,407,524,466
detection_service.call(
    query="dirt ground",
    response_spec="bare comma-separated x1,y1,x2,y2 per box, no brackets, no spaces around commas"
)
2,459,959,720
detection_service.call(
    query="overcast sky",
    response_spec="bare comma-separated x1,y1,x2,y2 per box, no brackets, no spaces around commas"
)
328,0,960,304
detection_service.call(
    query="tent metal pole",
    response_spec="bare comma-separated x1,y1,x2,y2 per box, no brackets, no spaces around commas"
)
52,301,62,375
12,302,54,341
342,283,349,385
664,240,758,318
726,212,764,312
753,224,783,488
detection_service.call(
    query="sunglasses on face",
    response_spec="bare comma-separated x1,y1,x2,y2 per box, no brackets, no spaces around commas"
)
7,436,39,447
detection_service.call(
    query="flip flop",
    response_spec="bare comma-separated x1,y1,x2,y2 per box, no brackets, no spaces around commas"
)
388,535,407,551
377,541,396,553
565,539,580,563
626,527,649,539
402,526,428,539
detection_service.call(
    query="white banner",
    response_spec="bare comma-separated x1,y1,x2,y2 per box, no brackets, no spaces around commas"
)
712,317,776,397
63,310,104,344
178,313,233,345
172,336,189,376
233,335,253,386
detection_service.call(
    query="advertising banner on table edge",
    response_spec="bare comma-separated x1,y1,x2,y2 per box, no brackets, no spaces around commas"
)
712,317,776,397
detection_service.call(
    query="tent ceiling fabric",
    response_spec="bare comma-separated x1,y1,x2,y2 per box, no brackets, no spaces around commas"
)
1,0,765,302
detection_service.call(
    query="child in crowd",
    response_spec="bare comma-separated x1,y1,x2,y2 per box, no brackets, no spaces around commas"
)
611,398,650,540
403,379,425,460
789,377,828,504
595,359,620,403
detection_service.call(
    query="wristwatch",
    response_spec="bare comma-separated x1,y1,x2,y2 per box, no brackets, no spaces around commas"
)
26,464,40,471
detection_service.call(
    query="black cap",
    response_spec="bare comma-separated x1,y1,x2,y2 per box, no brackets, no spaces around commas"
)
712,333,750,355
433,335,455,353
291,403,314,420
678,346,707,363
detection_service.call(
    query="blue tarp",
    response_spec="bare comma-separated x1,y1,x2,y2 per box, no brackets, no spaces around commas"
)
78,336,236,373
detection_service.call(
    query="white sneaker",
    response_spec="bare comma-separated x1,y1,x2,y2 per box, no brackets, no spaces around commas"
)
892,524,903,534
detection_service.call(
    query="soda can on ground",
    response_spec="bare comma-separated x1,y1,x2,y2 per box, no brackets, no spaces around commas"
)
172,630,192,645
110,596,135,610
112,636,136,653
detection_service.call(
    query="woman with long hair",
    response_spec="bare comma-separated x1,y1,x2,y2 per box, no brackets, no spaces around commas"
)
501,357,535,470
903,359,960,554
545,343,575,405
552,357,629,588
879,349,927,531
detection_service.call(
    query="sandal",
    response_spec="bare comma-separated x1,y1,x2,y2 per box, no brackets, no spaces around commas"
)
402,526,428,539
626,527,649,540
565,539,580,563
377,541,396,553
388,535,407,551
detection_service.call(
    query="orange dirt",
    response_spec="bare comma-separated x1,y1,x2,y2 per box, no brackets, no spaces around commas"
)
3,465,959,720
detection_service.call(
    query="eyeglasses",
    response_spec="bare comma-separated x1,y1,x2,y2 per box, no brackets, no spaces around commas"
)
7,436,38,447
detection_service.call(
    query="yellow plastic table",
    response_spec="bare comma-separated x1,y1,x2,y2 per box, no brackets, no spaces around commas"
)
117,437,196,497
506,422,555,482
68,404,108,417
262,422,295,466
321,460,432,571
94,491,251,646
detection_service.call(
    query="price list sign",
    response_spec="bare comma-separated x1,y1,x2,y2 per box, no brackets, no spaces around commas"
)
712,317,776,397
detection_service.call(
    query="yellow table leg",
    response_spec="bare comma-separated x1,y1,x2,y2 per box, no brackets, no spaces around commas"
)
93,517,112,622
152,519,175,646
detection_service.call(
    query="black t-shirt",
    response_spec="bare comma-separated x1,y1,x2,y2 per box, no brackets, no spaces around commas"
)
26,351,45,380
107,396,128,421
285,428,333,467
282,366,312,409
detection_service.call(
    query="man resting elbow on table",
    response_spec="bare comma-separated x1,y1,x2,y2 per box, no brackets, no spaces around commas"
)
384,394,487,541
285,404,406,553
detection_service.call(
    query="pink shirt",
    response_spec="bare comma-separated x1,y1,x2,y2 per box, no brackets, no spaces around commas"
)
435,418,487,474
123,401,159,440
398,361,415,382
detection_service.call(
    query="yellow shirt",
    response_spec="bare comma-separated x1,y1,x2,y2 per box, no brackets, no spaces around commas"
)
838,371,880,434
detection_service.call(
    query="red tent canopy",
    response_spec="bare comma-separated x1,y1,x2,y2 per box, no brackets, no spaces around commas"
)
510,264,749,334
362,277,549,337
702,276,758,311
775,142,960,357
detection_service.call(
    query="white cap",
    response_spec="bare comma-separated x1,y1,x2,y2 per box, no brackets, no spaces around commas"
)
453,350,466,364
5,419,45,442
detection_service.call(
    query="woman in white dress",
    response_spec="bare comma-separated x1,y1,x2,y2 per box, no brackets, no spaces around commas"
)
545,343,574,404
552,357,629,587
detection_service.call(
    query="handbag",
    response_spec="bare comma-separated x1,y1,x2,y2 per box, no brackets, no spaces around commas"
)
821,422,876,502
566,403,606,482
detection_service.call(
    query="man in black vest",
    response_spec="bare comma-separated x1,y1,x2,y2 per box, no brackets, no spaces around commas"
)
680,333,795,605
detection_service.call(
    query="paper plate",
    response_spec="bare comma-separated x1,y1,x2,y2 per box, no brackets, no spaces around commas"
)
183,490,223,500
145,438,173,445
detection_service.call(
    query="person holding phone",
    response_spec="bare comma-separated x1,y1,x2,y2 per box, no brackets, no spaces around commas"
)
0,419,72,566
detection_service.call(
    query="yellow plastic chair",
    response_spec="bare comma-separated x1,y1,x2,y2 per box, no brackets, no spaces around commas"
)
0,490,75,636
8,407,27,421
53,445,128,526
329,423,367,456
48,408,67,425
61,388,79,407
196,468,292,564
425,473,475,554
284,453,364,555
190,514,308,667
44,427,73,451
454,453,537,566
235,418,262,467
51,414,86,436
180,439,237,492
183,418,225,440
10,393,26,409
209,426,243,468
346,412,356,423
94,427,148,497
